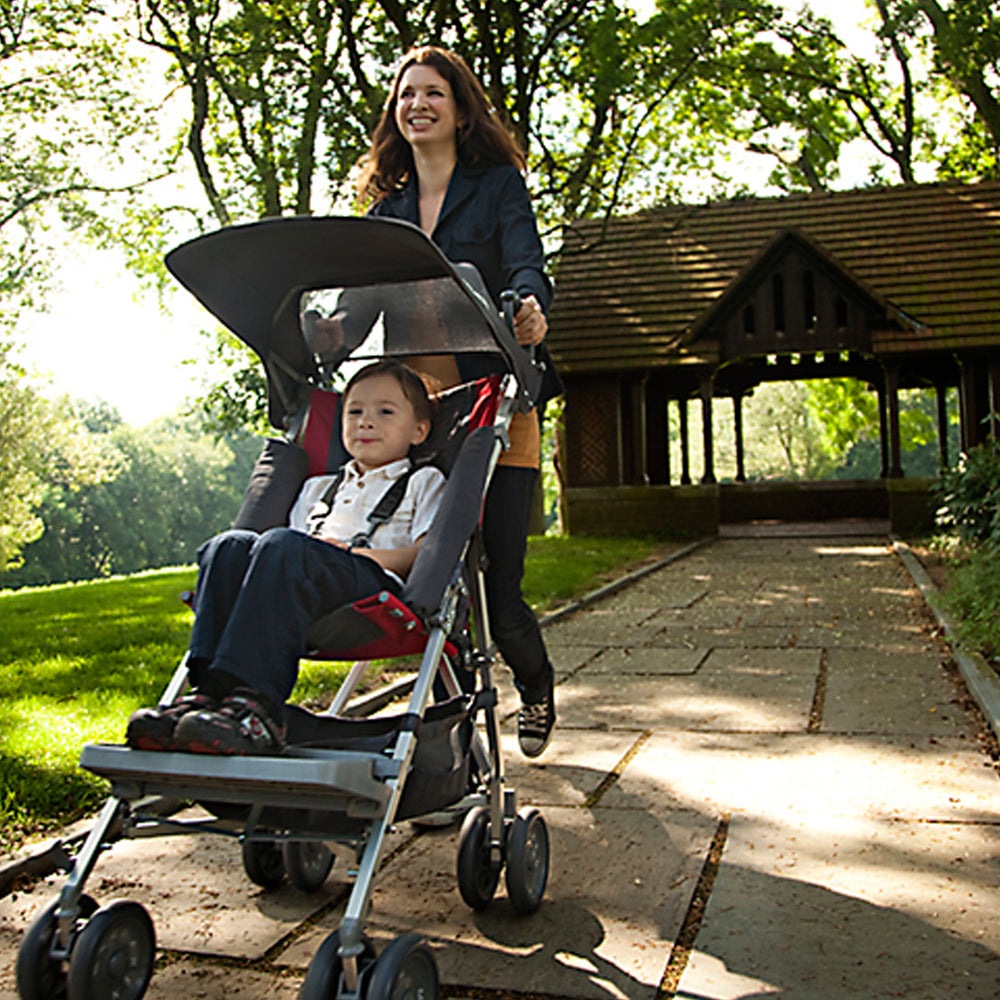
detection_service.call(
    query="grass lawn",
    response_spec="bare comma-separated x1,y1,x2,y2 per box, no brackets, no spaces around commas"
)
0,534,669,855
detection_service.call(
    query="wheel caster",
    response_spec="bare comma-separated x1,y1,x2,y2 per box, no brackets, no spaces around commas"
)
505,807,549,914
299,929,376,1000
367,933,439,1000
16,894,98,1000
65,899,155,1000
283,841,334,891
241,839,286,889
456,806,501,910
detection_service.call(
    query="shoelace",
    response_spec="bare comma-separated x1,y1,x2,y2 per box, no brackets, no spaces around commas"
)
519,699,550,733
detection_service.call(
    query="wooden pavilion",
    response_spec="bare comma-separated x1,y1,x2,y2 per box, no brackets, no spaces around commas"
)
546,180,1000,536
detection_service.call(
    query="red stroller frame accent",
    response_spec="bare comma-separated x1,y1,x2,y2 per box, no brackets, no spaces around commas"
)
15,218,549,1000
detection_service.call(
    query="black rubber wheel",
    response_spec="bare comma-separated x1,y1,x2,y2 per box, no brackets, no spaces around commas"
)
456,806,501,911
366,933,439,1000
241,839,286,889
299,930,376,1000
16,894,98,1000
282,841,334,892
504,808,549,914
65,899,155,1000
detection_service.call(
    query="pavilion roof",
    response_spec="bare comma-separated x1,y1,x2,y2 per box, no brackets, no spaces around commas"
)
548,179,1000,373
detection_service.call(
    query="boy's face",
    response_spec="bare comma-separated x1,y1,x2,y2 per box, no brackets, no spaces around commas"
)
342,373,430,473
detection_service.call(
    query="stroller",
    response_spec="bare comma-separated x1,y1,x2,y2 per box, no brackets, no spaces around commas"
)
15,216,551,1000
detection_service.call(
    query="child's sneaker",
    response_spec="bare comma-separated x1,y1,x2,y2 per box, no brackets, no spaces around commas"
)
173,689,286,756
126,692,216,751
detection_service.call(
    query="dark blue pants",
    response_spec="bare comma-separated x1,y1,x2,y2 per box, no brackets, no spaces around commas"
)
189,527,397,708
482,466,553,703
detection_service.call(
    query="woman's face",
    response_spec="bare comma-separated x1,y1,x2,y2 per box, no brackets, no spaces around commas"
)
393,64,461,153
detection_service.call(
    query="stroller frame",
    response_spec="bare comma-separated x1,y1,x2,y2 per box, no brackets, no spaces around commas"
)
15,218,550,1000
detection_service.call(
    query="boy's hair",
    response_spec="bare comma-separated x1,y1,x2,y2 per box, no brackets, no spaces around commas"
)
342,359,435,425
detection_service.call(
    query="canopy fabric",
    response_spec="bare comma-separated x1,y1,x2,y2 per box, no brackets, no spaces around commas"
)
166,215,540,427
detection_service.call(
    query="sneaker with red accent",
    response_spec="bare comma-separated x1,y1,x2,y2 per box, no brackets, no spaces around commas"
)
173,689,286,756
126,692,216,751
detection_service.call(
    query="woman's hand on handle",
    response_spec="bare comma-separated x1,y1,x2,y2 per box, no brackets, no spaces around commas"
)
513,294,547,347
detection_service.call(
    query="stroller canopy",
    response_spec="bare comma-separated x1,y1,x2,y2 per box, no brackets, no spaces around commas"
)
166,216,541,427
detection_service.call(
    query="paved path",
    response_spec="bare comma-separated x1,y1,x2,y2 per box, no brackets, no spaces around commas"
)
2,534,999,998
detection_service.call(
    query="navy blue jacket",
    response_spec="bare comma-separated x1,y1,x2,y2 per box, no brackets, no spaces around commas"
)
369,162,563,405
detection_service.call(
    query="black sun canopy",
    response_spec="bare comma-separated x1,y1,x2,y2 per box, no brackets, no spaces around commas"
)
166,215,541,427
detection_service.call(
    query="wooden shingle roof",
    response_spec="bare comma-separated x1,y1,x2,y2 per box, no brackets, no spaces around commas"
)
548,180,1000,373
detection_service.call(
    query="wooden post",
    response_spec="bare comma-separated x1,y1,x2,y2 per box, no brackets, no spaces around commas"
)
700,374,716,485
733,393,746,483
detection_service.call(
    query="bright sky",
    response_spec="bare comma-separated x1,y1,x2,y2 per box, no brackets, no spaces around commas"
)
19,0,877,425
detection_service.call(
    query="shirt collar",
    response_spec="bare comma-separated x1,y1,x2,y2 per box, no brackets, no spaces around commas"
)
344,457,412,483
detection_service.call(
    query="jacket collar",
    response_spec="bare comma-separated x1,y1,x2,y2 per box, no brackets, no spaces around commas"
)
391,161,482,235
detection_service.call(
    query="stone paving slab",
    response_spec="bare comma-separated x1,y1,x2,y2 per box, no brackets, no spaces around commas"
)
0,809,343,962
677,816,1000,1000
501,728,642,807
281,805,717,999
543,610,667,648
699,647,821,677
582,646,709,676
823,674,966,736
600,731,1000,825
643,623,801,650
548,642,601,678
144,962,303,1000
557,669,815,733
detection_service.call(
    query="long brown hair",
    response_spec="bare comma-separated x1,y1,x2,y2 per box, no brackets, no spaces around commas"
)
356,46,525,207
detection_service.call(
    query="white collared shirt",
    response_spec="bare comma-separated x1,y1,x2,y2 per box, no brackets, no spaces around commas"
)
289,458,445,553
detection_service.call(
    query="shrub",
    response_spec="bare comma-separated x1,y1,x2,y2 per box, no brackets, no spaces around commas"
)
935,444,1000,546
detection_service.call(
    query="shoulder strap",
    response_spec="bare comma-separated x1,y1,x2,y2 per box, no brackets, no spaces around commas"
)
353,466,418,547
308,465,418,545
306,469,346,536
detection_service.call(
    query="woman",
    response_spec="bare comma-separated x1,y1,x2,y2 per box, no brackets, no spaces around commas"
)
356,45,561,757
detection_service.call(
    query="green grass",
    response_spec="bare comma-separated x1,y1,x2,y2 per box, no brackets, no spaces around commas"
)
0,535,667,854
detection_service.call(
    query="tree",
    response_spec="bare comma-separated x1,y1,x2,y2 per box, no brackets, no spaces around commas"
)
0,345,117,570
0,1,168,326
2,409,260,586
910,0,1000,178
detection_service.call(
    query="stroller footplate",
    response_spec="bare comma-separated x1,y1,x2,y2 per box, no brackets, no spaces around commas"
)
79,695,473,835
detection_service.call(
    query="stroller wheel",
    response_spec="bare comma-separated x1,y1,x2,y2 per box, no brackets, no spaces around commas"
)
65,899,155,1000
282,841,334,891
300,929,376,1000
241,839,286,889
456,806,501,910
505,808,550,914
367,934,439,1000
17,893,98,1000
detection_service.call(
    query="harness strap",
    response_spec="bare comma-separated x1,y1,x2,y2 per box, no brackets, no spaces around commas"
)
307,466,418,548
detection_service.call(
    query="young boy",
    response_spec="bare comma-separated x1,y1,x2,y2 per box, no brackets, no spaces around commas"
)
127,359,445,756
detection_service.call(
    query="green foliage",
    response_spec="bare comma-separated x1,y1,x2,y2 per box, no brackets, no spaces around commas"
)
0,0,166,320
935,443,1000,546
941,544,1000,661
0,345,117,570
935,441,1000,659
192,329,270,436
2,411,261,587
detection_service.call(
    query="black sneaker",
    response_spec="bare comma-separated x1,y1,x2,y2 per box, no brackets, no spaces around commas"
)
518,682,555,758
173,689,286,756
126,692,216,751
